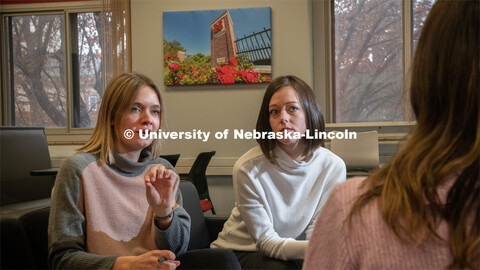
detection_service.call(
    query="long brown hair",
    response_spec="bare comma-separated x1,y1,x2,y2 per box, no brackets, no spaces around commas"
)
256,75,325,162
78,73,165,163
348,1,479,268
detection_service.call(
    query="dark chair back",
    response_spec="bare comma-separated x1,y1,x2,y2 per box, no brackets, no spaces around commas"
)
179,181,210,250
187,151,216,214
0,127,54,206
187,151,215,199
160,154,180,167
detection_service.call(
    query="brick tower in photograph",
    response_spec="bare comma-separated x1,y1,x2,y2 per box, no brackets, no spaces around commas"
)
210,10,237,68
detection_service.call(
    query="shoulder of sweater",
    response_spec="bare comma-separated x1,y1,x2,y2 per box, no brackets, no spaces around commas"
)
332,177,368,203
315,147,346,167
60,152,98,173
53,153,99,190
233,146,265,172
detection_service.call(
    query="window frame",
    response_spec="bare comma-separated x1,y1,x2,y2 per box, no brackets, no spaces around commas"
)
0,1,103,144
312,0,417,140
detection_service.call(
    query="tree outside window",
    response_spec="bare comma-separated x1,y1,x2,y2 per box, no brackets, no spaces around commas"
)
5,12,103,128
333,0,437,123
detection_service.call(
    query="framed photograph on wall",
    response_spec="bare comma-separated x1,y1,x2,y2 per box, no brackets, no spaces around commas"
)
163,7,272,86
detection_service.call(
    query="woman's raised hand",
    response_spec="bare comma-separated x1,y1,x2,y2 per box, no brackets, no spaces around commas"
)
144,164,179,220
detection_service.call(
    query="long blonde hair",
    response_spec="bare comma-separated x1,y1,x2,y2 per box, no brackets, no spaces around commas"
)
348,1,479,268
78,73,165,163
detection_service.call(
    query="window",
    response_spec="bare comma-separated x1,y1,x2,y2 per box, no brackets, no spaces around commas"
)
412,0,437,49
7,14,68,128
3,12,102,128
314,0,437,124
71,12,103,127
2,9,102,128
1,1,130,134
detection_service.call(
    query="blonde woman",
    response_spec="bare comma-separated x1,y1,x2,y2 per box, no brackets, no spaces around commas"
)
304,1,479,269
48,73,240,269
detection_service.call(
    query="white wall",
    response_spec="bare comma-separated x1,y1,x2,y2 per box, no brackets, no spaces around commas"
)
130,0,313,174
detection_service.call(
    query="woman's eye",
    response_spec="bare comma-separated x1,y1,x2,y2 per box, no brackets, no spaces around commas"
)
131,107,140,113
152,109,160,115
288,106,299,112
269,109,279,115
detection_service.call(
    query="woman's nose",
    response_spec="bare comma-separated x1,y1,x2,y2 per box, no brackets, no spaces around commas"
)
141,112,153,126
280,109,289,123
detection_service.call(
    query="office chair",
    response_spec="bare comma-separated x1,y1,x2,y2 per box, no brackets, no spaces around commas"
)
187,151,216,214
160,154,180,167
330,130,379,173
0,127,55,206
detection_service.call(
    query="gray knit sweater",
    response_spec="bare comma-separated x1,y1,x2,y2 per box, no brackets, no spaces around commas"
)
48,149,190,269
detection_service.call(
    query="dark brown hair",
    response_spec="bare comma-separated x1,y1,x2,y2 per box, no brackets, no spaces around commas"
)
348,1,479,268
255,75,325,162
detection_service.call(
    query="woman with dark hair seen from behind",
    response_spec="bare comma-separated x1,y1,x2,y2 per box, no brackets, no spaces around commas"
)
211,75,346,269
304,0,479,269
48,73,240,269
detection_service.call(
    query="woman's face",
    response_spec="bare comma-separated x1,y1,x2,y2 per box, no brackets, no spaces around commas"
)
268,85,307,148
114,85,161,154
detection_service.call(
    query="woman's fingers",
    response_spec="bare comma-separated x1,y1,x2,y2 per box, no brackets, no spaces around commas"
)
170,260,181,267
172,174,179,190
151,249,176,261
152,250,179,269
145,165,178,195
145,166,157,184
146,165,173,184
154,165,166,181
152,165,177,184
163,169,172,180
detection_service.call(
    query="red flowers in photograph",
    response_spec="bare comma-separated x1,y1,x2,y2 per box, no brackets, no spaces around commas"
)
216,58,261,84
238,70,258,83
164,52,271,85
216,65,236,84
229,58,238,66
168,62,180,72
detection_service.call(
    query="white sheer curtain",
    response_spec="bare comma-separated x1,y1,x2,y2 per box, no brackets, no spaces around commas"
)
101,0,131,85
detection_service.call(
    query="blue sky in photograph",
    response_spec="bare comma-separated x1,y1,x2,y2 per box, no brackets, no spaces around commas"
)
163,7,271,56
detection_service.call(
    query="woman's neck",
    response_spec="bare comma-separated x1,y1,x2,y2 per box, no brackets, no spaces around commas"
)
117,150,142,163
113,139,143,162
278,141,307,162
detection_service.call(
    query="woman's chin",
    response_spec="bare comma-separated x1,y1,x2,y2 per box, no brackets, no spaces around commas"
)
133,138,153,149
277,139,300,147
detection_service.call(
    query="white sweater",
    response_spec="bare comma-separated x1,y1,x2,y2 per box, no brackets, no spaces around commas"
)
211,146,346,261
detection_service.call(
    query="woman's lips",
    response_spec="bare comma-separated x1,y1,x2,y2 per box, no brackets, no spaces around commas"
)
135,129,153,134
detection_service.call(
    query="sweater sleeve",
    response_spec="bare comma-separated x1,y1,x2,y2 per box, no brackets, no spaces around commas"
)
234,166,308,261
303,183,354,270
48,155,118,269
154,189,191,256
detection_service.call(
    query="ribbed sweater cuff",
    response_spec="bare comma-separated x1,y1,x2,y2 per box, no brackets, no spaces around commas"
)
284,240,308,260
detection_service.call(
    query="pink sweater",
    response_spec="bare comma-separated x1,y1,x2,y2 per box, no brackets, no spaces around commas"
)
48,150,190,269
303,176,458,270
